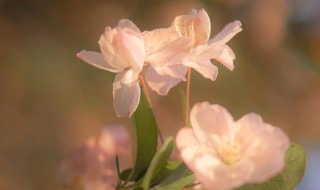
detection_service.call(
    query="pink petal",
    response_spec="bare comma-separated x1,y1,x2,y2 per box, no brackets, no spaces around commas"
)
144,28,192,66
120,68,140,85
193,9,211,45
209,20,242,46
190,102,234,142
236,113,290,183
77,50,121,72
113,72,141,117
183,59,218,81
144,66,183,96
117,19,142,33
99,21,145,71
175,128,199,150
212,45,235,71
152,63,187,80
143,28,179,57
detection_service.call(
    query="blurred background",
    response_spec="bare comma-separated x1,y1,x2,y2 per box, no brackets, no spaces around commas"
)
0,0,319,189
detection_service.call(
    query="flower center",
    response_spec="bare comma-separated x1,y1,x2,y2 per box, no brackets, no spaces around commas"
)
173,15,196,39
217,139,242,165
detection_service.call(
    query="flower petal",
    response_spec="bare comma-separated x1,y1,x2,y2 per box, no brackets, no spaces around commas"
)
212,45,235,71
117,19,142,33
77,50,121,72
193,9,211,45
190,102,234,142
208,20,242,45
152,63,187,80
113,72,141,117
120,68,140,85
144,28,192,66
99,21,145,71
144,66,183,96
236,113,290,183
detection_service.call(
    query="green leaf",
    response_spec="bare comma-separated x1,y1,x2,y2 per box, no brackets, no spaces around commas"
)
236,142,306,190
151,161,180,186
115,155,122,188
141,137,174,189
126,91,158,183
120,168,132,181
156,163,195,190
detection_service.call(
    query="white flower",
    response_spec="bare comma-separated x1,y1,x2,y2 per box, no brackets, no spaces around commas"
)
172,9,242,80
176,102,290,190
77,19,145,117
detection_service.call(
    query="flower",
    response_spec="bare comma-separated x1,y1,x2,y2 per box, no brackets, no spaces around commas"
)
142,28,192,95
57,125,131,190
172,9,242,81
176,102,290,190
77,19,145,117
143,9,242,96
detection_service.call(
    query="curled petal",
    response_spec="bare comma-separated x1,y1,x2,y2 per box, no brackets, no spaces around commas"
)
113,72,141,117
209,20,242,46
144,66,183,96
193,9,211,45
183,59,218,81
118,19,142,33
77,50,120,72
182,45,218,81
212,45,235,71
99,20,145,71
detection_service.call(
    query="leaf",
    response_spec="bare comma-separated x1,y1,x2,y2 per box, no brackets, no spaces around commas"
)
151,161,180,186
156,163,195,190
115,155,122,188
126,91,158,183
236,142,306,190
120,168,132,181
141,137,174,189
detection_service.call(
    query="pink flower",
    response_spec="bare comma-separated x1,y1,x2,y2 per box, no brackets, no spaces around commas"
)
176,102,290,190
143,9,242,96
142,28,192,95
77,19,145,117
172,9,242,81
57,125,131,190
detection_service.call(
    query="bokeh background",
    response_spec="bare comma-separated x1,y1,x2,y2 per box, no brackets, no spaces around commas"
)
1,0,320,189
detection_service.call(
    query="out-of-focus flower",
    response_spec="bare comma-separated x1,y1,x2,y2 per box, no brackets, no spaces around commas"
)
176,102,290,190
57,125,131,190
77,19,145,117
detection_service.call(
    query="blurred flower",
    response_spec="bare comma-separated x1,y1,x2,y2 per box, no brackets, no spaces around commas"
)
77,19,145,117
176,102,290,190
57,125,131,190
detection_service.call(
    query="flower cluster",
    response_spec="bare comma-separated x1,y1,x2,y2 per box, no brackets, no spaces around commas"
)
65,8,294,190
77,9,242,117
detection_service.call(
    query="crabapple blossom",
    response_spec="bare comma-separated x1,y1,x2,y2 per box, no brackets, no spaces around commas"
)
172,9,242,80
143,9,242,96
176,102,290,190
77,19,144,117
57,125,131,190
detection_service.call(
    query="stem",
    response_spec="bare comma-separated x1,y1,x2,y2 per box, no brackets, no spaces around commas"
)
185,67,192,127
139,74,164,144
